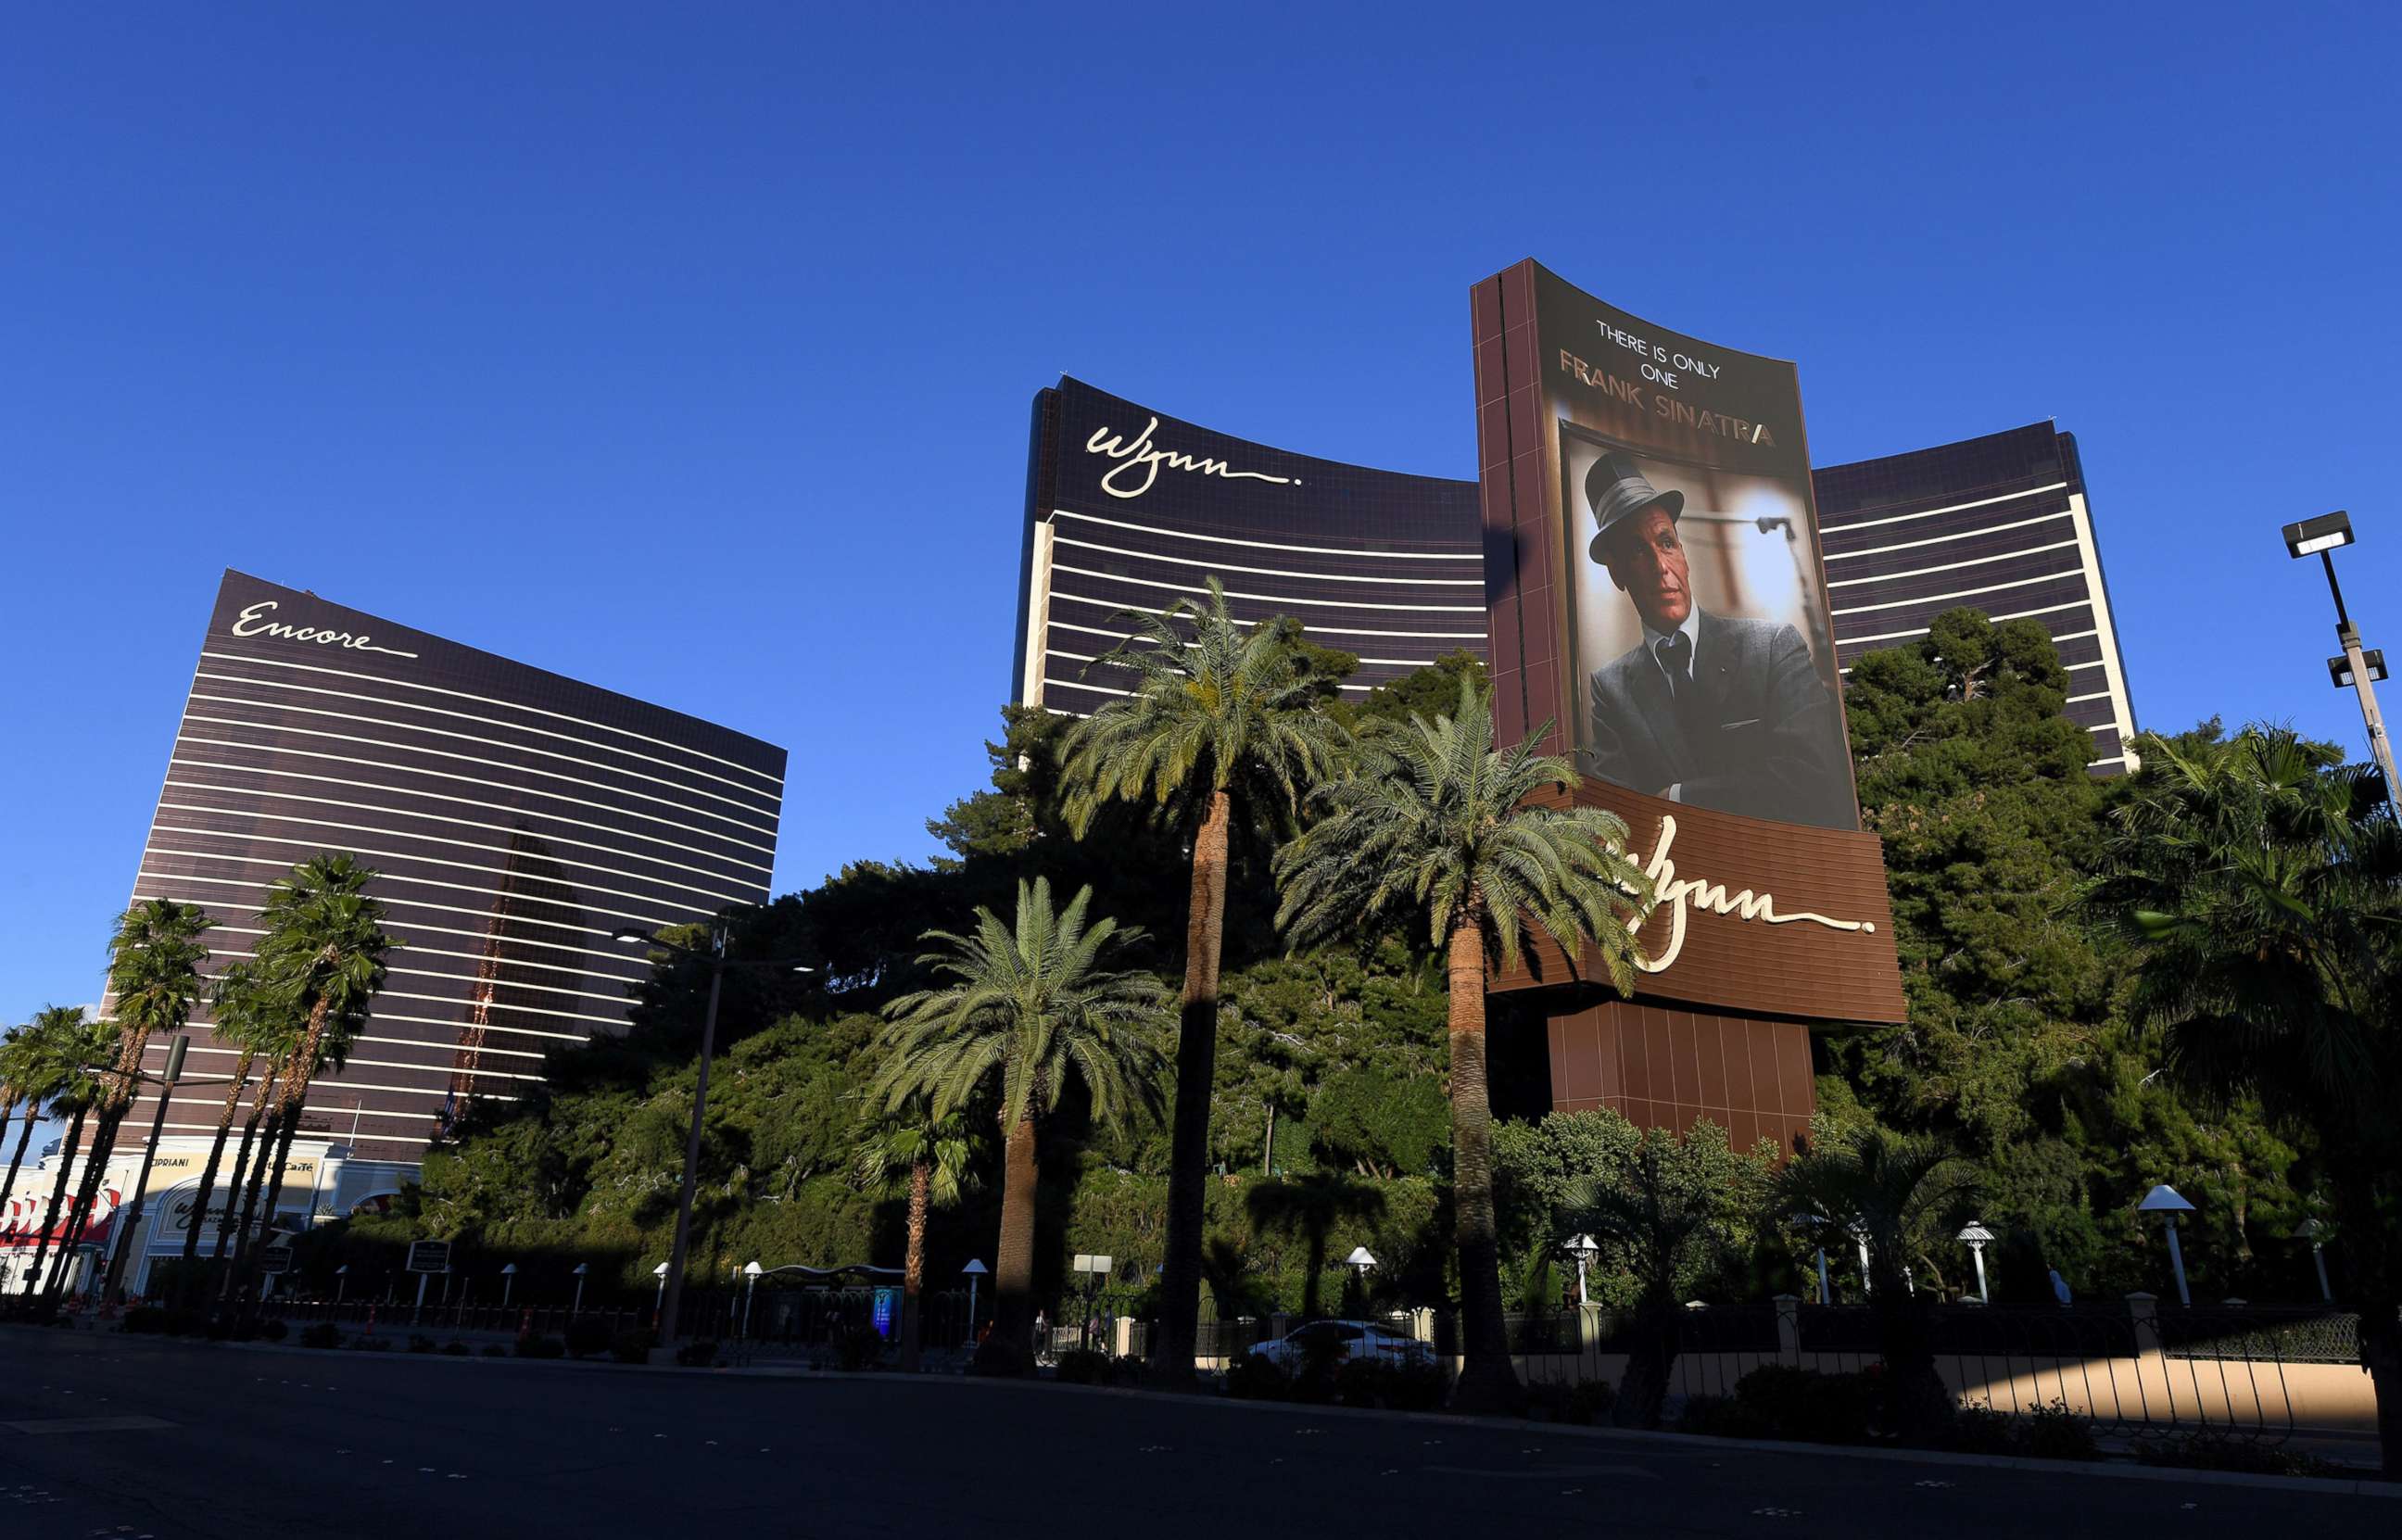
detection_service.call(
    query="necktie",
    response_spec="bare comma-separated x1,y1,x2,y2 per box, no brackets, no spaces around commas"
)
1656,632,1693,703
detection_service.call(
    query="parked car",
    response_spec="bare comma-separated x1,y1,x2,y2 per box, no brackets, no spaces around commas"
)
1248,1319,1431,1368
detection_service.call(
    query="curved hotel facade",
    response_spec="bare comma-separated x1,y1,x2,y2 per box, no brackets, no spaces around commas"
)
1014,377,1488,712
119,570,786,1170
1813,423,2141,771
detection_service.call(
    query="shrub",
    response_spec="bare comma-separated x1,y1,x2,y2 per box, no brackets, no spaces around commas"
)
121,1307,171,1335
610,1328,656,1365
440,1340,470,1357
1054,1347,1112,1384
407,1334,436,1354
255,1319,289,1342
564,1319,613,1358
1334,1357,1389,1407
481,1344,510,1357
1947,1405,2018,1455
1728,1366,1875,1445
1521,1377,1615,1425
832,1326,881,1372
1222,1352,1291,1401
351,1334,392,1352
1386,1359,1448,1412
2018,1399,2100,1461
516,1334,565,1360
1675,1395,1770,1438
676,1340,719,1368
163,1309,209,1338
2130,1430,2345,1478
299,1322,343,1350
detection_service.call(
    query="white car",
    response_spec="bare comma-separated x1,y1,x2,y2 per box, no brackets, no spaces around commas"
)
1248,1319,1431,1368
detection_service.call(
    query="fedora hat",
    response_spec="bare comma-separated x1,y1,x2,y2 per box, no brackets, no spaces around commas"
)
1585,450,1685,561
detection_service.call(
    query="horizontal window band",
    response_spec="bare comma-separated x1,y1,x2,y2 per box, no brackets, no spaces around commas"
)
1045,657,1373,695
171,735,776,862
1042,620,1466,668
1830,570,2081,618
1052,564,1484,613
147,819,742,919
175,712,778,841
1824,539,2083,588
151,1119,435,1141
1821,510,2076,563
176,918,647,980
164,756,772,877
1050,508,1476,561
156,783,762,900
1048,591,1486,641
196,649,784,789
373,988,627,1028
139,844,683,933
173,1036,551,1064
1814,480,2070,534
184,688,779,825
1051,535,1483,587
381,964,622,1005
191,668,784,803
132,869,678,961
1833,605,2094,650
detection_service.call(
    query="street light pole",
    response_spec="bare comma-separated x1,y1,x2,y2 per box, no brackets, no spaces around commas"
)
612,926,812,1358
99,1034,189,1305
2284,511,2401,793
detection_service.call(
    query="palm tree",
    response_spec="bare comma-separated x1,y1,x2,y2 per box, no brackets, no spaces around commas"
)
233,853,397,1308
0,1011,85,1269
2094,726,2402,1473
1245,1172,1387,1321
1776,1130,1971,1440
46,899,215,1305
872,877,1169,1373
856,1098,981,1371
1558,1142,1721,1428
1061,578,1350,1379
16,1009,118,1304
1273,677,1651,1411
174,962,284,1304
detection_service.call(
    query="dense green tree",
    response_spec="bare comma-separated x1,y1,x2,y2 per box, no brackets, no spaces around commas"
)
1275,677,1650,1412
2094,724,2402,1471
872,877,1169,1372
1061,579,1352,1382
1244,1172,1387,1319
1559,1141,1726,1428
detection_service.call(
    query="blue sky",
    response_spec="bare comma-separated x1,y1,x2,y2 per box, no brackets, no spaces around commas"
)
4,4,2396,1021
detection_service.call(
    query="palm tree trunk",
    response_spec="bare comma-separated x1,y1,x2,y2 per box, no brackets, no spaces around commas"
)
20,1104,88,1303
900,1159,929,1373
0,1104,36,1245
979,1111,1040,1376
223,1079,288,1293
47,1092,134,1306
1150,785,1233,1383
236,1080,309,1315
177,1052,254,1305
214,1065,276,1272
1445,918,1520,1413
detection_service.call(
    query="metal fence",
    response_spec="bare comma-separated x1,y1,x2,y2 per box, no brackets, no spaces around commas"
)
1485,1295,2369,1445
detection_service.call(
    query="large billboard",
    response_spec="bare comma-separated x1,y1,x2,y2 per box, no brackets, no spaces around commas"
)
1473,260,1903,1028
1523,268,1854,830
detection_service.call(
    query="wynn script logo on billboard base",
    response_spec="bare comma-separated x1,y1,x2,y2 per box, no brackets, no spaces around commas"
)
1628,814,1876,974
1083,416,1297,499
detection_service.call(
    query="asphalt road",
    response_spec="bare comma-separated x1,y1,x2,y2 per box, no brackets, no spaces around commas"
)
0,1328,2389,1540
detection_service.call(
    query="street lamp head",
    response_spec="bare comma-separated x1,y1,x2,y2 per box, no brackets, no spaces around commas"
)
2330,650,2387,688
572,1262,588,1275
2296,1218,2327,1240
2137,1184,2196,1214
500,1262,517,1275
335,1264,348,1275
743,1260,764,1277
1564,1232,1599,1259
961,1259,989,1276
2284,510,2354,559
611,928,652,945
1956,1221,1995,1247
652,1261,671,1277
1345,1245,1378,1271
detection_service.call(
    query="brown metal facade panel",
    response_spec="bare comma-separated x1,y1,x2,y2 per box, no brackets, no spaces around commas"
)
1538,1000,1814,1155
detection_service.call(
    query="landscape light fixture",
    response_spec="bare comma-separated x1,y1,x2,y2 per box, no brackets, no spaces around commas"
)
1563,1233,1599,1306
2283,510,2400,791
1955,1221,1995,1305
2297,1218,2333,1304
500,1261,518,1308
1345,1245,1378,1277
961,1258,989,1342
611,927,815,1358
1791,1213,1833,1305
572,1261,589,1316
741,1260,764,1339
2138,1184,2197,1306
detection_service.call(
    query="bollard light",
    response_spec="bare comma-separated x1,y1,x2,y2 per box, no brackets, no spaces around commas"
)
1956,1221,1994,1304
2138,1184,2196,1306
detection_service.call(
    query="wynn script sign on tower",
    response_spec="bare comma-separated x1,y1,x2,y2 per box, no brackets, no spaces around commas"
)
1473,261,1905,1153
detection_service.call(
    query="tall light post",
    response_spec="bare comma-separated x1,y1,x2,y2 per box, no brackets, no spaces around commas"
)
611,925,813,1357
2283,511,2400,793
1956,1220,1994,1304
499,1262,517,1309
651,1259,670,1322
335,1264,349,1306
98,1033,189,1305
2139,1184,2196,1306
2297,1218,2334,1304
962,1258,988,1345
1562,1234,1599,1307
571,1261,588,1316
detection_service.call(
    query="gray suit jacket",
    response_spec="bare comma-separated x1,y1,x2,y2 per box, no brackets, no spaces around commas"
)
1585,611,1854,829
